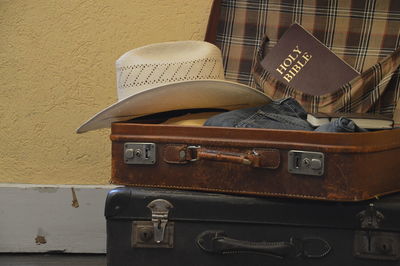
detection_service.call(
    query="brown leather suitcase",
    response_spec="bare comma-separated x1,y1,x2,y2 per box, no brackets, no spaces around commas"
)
110,122,400,201
107,0,400,202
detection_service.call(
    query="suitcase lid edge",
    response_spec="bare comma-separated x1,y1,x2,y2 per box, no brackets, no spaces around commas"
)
105,187,400,232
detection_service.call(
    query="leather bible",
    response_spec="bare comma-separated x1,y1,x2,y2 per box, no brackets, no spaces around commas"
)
261,23,359,96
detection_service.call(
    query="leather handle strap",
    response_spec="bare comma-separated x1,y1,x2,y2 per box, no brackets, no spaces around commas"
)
197,149,252,165
196,231,331,259
163,145,280,169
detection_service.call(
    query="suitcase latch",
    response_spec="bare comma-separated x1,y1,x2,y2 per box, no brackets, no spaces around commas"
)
132,199,174,248
124,142,156,164
148,199,173,243
354,203,400,261
288,150,324,176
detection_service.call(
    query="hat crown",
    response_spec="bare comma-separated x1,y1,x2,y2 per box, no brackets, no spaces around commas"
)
115,41,225,100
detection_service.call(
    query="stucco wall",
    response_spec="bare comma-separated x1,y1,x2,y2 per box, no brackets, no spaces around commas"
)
0,0,213,184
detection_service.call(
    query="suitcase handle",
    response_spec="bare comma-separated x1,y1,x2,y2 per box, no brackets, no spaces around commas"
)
196,231,331,259
196,147,253,165
163,145,280,169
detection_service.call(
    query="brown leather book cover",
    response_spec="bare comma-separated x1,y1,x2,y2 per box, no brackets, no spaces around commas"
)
261,23,359,96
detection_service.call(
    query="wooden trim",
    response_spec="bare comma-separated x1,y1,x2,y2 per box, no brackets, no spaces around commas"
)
0,184,116,253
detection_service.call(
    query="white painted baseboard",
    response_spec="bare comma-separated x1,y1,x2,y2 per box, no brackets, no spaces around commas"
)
0,184,117,253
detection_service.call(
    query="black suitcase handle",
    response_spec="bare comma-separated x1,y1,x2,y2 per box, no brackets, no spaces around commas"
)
196,231,331,259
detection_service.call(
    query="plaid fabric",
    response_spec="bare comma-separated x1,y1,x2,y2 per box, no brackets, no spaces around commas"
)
214,0,400,126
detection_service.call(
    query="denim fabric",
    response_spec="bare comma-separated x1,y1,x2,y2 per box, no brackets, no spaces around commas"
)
235,110,313,130
204,98,314,131
314,117,367,132
203,105,260,128
204,98,367,133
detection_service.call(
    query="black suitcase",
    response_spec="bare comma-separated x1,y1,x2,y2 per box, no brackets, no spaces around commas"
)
105,186,400,266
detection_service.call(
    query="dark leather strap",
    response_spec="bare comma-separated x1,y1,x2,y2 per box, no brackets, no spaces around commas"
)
196,231,331,259
163,145,280,169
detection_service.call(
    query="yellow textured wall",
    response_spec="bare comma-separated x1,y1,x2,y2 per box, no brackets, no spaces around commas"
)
0,0,213,184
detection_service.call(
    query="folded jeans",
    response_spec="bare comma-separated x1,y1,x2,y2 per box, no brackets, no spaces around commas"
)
314,117,367,132
204,98,367,133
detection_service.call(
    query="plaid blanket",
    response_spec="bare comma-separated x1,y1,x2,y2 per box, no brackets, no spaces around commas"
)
214,0,400,126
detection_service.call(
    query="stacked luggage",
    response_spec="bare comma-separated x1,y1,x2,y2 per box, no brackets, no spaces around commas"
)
78,0,400,265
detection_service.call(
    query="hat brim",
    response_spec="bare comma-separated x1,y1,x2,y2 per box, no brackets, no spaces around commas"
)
76,79,271,133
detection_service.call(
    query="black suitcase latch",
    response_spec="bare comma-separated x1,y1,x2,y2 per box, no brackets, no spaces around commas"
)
132,199,174,248
354,203,400,261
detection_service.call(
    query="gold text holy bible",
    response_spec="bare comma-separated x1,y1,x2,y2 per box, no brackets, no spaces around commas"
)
261,23,359,96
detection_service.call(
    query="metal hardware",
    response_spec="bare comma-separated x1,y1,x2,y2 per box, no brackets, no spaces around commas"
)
354,231,400,260
187,145,200,162
131,199,174,248
147,199,173,243
139,227,153,242
124,143,156,164
132,221,174,248
288,150,324,176
358,203,384,229
354,204,400,260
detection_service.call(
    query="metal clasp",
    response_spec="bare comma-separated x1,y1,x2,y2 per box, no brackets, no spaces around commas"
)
354,204,400,261
288,150,324,176
358,203,384,229
147,199,174,243
187,145,201,162
124,143,156,165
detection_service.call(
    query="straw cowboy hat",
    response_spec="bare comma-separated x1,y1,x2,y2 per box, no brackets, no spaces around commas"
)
76,41,271,133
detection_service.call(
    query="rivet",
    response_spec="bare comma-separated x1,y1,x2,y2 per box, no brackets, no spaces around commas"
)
135,149,142,158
